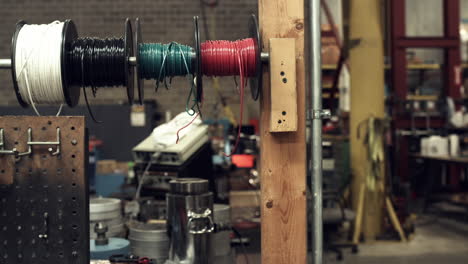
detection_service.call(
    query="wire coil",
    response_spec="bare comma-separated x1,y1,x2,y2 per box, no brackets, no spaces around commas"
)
200,38,258,156
69,37,127,95
139,42,193,82
138,41,200,117
13,21,67,115
201,38,257,78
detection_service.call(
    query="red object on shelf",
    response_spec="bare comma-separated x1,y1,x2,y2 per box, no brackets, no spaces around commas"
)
249,118,259,135
88,136,103,152
232,154,255,168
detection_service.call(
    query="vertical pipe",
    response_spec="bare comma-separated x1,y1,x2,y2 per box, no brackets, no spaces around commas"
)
309,0,323,263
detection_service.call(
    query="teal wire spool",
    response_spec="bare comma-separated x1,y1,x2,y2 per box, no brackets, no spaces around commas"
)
139,42,200,115
139,42,193,82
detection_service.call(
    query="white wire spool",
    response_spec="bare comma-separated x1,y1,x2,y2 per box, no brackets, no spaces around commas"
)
11,20,80,111
14,21,65,114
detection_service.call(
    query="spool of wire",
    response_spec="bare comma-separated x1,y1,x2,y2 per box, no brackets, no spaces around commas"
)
139,42,193,83
11,20,80,112
201,38,258,77
66,18,134,121
68,18,134,104
194,15,262,156
135,18,199,114
69,37,127,94
193,15,261,101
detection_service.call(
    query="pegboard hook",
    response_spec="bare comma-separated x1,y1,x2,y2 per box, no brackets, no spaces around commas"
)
20,127,62,156
0,128,19,156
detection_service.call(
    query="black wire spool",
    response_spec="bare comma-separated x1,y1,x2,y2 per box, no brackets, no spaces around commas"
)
67,18,134,105
248,14,262,101
11,19,80,108
135,17,144,105
193,16,203,103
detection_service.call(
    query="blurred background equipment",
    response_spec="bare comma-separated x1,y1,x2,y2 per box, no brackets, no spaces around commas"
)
90,223,131,260
128,221,170,262
90,198,125,239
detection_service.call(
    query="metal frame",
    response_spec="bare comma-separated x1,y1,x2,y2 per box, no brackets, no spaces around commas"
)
390,0,461,181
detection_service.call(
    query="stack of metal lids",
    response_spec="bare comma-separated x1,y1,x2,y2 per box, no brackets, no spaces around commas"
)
212,204,234,264
90,197,125,239
128,221,170,262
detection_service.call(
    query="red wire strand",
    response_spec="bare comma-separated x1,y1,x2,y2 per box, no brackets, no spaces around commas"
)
176,112,200,144
201,38,257,157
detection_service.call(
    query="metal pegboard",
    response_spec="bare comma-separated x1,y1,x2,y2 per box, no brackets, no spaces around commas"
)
0,116,89,264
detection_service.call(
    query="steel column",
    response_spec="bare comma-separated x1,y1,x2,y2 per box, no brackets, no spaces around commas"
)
309,0,323,263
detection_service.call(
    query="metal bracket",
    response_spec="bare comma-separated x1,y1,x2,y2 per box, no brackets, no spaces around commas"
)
311,109,332,120
187,208,215,234
0,128,18,155
0,127,61,158
26,127,61,156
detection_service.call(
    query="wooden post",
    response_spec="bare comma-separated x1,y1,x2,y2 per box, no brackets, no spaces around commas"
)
349,0,385,240
259,0,307,263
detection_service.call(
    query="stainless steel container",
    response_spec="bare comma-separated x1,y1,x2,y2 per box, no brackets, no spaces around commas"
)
167,178,214,264
128,221,170,262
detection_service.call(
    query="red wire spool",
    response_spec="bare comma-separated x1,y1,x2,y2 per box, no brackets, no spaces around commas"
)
201,38,258,78
200,38,259,157
189,14,262,157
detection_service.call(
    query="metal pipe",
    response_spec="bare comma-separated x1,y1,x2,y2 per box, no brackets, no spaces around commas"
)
128,57,137,66
260,52,269,62
0,59,11,69
309,0,323,263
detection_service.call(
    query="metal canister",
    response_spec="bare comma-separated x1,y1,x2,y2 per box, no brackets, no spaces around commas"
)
128,221,170,262
167,178,214,264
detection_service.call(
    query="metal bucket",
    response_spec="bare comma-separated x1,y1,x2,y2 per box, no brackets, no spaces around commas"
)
128,221,170,261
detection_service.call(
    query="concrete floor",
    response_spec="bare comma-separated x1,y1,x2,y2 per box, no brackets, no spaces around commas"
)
235,214,468,264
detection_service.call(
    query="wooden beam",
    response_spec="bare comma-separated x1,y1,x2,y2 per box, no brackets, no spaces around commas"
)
269,38,298,132
349,0,386,240
259,0,307,263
